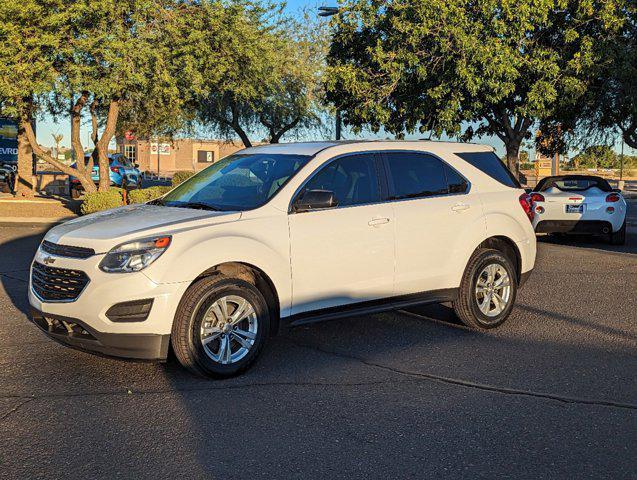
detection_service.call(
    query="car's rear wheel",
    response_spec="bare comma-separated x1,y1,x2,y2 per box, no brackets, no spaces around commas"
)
453,248,517,329
171,275,269,378
609,220,626,245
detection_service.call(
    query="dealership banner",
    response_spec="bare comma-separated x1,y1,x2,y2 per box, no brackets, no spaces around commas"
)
0,118,18,164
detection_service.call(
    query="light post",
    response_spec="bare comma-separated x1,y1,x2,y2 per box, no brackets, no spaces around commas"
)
319,6,342,140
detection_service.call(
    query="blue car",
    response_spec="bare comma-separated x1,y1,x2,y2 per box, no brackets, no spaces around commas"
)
70,154,142,198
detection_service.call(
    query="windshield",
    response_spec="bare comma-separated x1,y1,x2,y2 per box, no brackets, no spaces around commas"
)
535,176,612,192
160,153,311,211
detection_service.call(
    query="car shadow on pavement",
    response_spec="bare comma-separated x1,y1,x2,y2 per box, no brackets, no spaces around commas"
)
536,230,637,255
0,226,44,316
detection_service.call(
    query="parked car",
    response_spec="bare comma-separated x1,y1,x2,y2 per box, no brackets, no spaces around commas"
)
29,141,536,378
530,175,627,245
0,161,16,194
69,153,142,198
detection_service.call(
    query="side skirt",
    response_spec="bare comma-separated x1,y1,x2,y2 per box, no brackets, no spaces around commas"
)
285,288,458,327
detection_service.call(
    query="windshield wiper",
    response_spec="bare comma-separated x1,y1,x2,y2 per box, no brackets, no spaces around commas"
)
171,202,221,211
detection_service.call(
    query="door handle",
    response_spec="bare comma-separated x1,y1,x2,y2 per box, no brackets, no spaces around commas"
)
368,217,390,227
451,203,470,212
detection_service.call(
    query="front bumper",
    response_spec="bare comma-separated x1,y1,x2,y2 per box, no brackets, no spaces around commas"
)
28,246,192,360
30,308,169,360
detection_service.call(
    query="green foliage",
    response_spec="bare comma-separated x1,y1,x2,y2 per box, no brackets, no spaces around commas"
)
127,186,173,204
80,188,124,215
559,2,636,150
172,171,196,187
570,145,637,170
325,0,625,172
194,1,328,146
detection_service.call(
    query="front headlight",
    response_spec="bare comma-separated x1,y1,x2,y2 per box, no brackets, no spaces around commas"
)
99,236,171,273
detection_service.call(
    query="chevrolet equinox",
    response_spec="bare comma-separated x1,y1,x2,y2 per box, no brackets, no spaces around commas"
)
29,141,536,378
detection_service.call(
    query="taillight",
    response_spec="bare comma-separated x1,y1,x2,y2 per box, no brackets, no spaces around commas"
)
606,193,620,202
519,193,534,222
530,193,544,203
110,166,120,174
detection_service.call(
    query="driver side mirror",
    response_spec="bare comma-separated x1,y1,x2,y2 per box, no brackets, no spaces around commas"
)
293,189,338,213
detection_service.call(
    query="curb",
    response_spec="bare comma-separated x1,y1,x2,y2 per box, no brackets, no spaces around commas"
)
0,216,76,227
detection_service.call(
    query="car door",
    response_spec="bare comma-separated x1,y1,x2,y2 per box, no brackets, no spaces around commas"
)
288,152,395,315
383,151,482,295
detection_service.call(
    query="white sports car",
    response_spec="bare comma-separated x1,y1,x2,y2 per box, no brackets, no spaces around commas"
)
530,175,627,245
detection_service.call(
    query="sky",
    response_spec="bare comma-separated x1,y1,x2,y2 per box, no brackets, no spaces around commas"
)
35,0,633,159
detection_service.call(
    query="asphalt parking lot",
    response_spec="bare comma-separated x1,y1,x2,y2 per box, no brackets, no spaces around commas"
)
1,203,636,479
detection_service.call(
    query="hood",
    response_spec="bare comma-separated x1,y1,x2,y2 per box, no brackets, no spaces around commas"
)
46,204,241,253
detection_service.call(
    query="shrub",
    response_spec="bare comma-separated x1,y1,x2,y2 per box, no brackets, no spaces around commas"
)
172,170,195,186
127,186,173,204
80,188,124,215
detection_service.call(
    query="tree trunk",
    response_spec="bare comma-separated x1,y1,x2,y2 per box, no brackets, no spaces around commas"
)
15,122,34,197
96,98,120,191
22,119,96,193
505,140,521,179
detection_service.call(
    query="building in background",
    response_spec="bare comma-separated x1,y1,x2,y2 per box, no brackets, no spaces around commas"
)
117,137,246,174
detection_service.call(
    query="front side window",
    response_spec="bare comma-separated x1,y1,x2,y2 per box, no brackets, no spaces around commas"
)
160,153,310,211
301,153,380,207
384,152,448,200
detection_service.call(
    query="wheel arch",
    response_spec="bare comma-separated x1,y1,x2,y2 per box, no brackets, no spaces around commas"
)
194,261,281,336
477,236,522,284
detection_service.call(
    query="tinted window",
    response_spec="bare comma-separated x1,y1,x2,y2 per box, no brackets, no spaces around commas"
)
385,152,447,200
456,152,520,188
303,154,379,207
444,163,468,194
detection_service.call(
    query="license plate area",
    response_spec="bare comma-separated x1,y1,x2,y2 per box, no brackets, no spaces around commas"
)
565,204,584,214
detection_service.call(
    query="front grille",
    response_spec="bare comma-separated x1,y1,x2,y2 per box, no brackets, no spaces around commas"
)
31,262,90,302
41,240,95,259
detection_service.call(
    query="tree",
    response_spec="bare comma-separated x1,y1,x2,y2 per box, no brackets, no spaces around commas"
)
1,0,190,194
324,0,619,176
0,0,67,195
572,145,618,169
579,2,636,149
195,1,326,147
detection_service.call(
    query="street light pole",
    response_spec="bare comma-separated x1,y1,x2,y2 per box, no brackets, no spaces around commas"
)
319,6,342,141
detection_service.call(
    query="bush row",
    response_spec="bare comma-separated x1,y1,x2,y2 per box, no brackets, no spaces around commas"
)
80,185,175,215
79,170,199,215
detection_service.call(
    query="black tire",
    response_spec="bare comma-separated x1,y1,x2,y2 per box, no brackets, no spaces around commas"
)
453,248,518,329
171,275,270,378
609,220,626,245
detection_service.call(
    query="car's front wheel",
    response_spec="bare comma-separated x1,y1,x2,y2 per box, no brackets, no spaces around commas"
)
171,275,270,378
453,248,518,329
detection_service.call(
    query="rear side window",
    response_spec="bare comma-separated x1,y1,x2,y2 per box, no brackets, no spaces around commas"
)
303,153,380,207
444,163,469,194
384,152,447,200
456,152,520,188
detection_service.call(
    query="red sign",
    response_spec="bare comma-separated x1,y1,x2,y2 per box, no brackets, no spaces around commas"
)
124,130,135,141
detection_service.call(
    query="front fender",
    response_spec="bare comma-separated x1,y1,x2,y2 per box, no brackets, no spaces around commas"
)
142,215,292,315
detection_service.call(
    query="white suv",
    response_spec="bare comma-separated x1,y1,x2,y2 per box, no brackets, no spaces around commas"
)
29,141,536,378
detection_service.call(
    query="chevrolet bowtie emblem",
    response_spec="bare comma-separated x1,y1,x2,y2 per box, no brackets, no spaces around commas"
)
42,256,55,265
0,124,18,139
